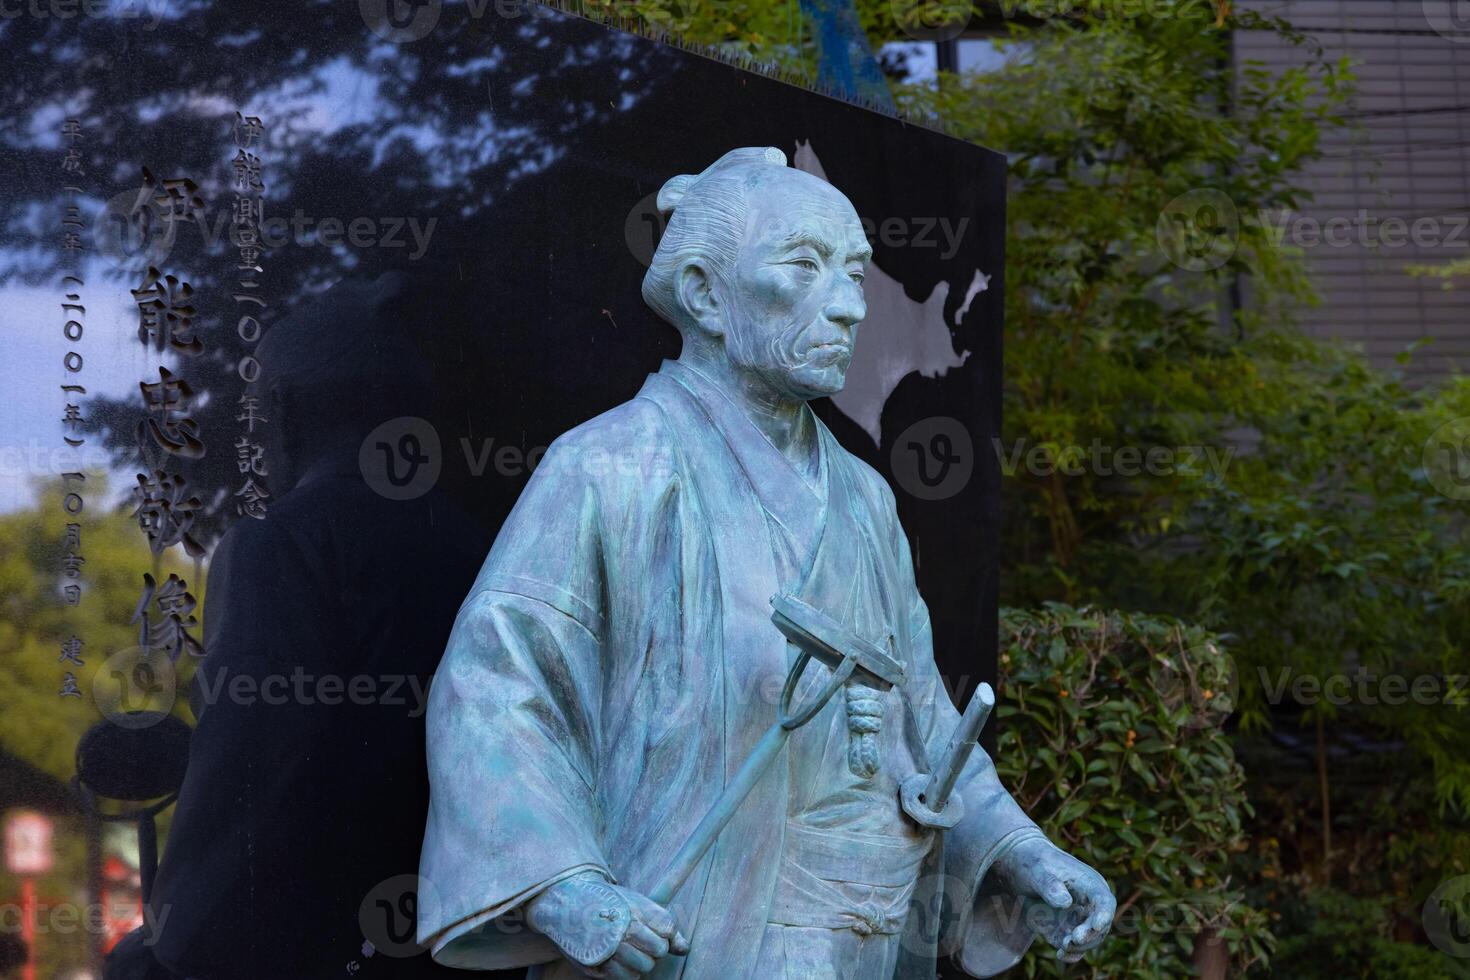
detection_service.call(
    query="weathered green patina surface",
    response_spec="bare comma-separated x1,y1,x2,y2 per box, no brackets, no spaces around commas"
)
417,148,1115,979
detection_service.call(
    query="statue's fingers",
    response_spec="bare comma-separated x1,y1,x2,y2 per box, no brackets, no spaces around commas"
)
1058,875,1095,912
1084,887,1116,934
628,895,677,940
591,961,639,980
1050,931,1082,962
1066,920,1105,952
611,941,657,975
1063,878,1114,935
671,929,691,955
623,921,670,960
1038,876,1073,910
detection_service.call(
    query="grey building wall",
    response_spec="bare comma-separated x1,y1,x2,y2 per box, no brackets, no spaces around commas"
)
1236,0,1470,383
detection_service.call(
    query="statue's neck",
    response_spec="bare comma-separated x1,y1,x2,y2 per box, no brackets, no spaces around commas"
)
678,348,819,483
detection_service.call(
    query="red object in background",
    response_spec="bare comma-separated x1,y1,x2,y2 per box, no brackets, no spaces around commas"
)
100,884,144,953
4,812,53,876
4,816,146,973
5,814,52,980
101,855,144,953
19,878,35,980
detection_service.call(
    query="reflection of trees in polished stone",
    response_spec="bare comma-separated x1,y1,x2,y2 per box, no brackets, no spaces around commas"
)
0,475,200,785
1,1,677,548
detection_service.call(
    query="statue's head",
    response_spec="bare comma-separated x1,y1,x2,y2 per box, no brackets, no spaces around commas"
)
642,147,870,400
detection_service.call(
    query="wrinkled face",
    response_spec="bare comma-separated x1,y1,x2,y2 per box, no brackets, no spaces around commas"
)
721,172,870,400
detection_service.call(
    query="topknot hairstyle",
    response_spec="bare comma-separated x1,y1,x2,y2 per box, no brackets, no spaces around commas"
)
640,146,791,332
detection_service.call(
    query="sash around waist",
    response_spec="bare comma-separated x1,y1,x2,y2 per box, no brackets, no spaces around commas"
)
780,823,932,887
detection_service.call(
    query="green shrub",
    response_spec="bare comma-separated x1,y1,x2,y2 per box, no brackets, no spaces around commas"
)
996,603,1272,977
1265,887,1470,980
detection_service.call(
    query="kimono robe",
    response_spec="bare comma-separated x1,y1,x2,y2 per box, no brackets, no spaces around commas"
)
418,360,1046,978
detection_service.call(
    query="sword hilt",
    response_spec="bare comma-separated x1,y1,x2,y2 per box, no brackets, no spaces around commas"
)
900,682,995,829
769,594,905,690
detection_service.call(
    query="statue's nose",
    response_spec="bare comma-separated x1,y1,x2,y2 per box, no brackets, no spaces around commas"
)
823,290,865,328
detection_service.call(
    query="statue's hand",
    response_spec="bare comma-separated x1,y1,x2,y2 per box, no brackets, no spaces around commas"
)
525,870,689,978
995,836,1115,964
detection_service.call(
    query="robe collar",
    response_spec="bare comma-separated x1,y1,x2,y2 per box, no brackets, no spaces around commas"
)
658,360,902,667
659,359,829,548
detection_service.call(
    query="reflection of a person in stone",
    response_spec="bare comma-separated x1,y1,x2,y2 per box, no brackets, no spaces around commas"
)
417,147,1115,979
108,274,486,980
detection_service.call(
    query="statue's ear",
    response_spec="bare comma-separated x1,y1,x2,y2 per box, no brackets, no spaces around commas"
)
675,259,723,338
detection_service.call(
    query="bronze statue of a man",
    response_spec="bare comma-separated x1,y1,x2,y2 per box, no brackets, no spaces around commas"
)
417,146,1115,979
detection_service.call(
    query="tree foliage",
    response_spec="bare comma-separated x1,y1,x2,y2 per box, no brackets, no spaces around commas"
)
997,604,1270,977
873,6,1468,972
0,475,200,785
4,0,1466,974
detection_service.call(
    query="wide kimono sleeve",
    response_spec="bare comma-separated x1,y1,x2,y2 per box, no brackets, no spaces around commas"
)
886,490,1048,978
417,440,613,969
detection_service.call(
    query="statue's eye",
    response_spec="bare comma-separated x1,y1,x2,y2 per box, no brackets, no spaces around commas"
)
849,271,865,284
790,258,820,274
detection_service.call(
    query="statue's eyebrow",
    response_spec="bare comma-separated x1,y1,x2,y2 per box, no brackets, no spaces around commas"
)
776,230,836,257
776,229,872,264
